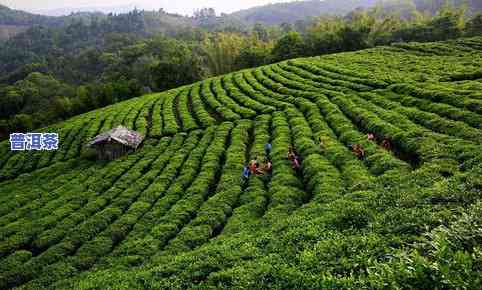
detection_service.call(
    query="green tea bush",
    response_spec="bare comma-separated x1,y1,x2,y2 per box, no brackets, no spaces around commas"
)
1,37,481,290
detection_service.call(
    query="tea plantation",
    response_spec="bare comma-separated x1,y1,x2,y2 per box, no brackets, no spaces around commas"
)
0,37,481,289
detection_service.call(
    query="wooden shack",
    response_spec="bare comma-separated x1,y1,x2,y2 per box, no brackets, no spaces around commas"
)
87,126,144,160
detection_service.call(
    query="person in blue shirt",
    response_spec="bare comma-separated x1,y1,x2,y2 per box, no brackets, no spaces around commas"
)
242,165,251,186
264,143,272,157
243,166,251,179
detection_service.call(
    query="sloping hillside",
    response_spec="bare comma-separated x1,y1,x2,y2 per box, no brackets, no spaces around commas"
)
0,5,58,41
0,37,481,289
0,4,61,26
0,5,108,42
228,0,482,26
229,0,377,26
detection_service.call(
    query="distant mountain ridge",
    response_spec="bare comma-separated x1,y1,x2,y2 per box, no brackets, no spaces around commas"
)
229,0,482,26
0,4,146,41
229,0,378,26
0,4,108,36
1,0,481,42
2,1,482,28
0,4,64,26
32,4,142,17
0,0,388,41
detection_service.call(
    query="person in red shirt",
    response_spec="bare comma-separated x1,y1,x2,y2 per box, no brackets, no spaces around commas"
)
249,157,259,175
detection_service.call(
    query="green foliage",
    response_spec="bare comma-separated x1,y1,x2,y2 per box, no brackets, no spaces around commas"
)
0,36,481,290
465,13,482,36
271,31,305,62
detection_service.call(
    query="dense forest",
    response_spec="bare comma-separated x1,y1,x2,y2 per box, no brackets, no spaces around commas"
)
0,1,481,139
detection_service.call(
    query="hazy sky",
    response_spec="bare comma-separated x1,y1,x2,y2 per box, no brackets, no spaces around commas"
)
1,0,293,15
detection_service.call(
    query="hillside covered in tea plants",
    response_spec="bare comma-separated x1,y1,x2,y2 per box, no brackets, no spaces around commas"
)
0,37,481,289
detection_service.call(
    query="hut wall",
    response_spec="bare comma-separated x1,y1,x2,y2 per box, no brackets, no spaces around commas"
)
94,142,131,160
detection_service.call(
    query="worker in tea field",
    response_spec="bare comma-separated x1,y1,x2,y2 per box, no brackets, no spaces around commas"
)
382,138,392,151
258,158,273,175
264,143,272,157
352,144,365,160
287,145,301,170
367,133,376,141
287,145,296,161
266,159,273,173
243,166,251,179
242,165,251,186
249,157,260,175
292,156,301,170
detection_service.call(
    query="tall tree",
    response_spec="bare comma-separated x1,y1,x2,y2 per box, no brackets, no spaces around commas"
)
271,31,305,61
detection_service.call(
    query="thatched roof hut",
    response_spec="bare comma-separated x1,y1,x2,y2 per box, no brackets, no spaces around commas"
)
87,126,144,160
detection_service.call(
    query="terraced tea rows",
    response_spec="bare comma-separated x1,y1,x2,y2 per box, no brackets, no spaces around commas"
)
0,37,481,289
